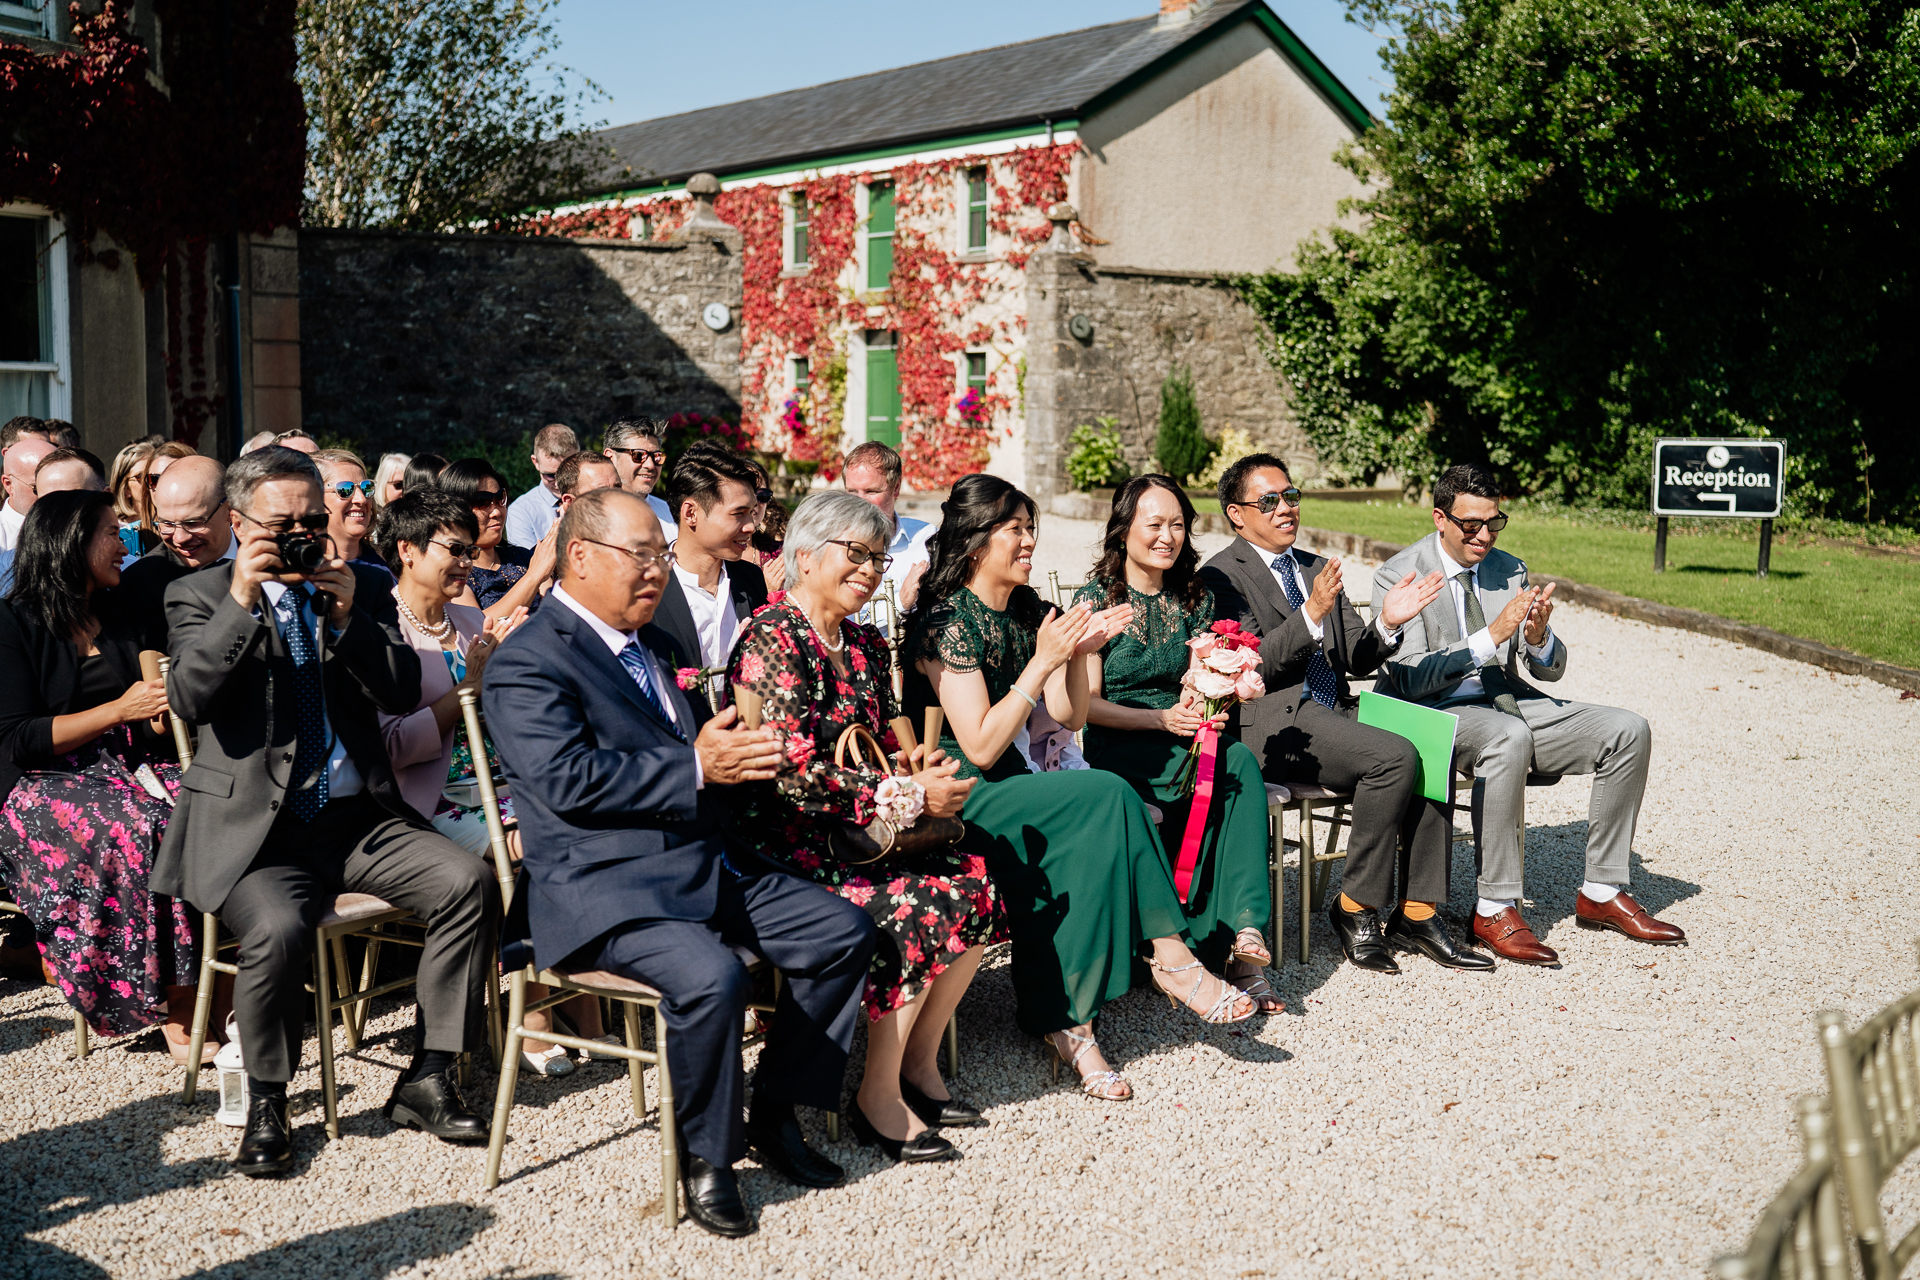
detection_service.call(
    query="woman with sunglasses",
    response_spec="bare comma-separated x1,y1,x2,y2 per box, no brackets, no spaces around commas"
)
436,458,557,621
108,441,155,557
313,449,392,582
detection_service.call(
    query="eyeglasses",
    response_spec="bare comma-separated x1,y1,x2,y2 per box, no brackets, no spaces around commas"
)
825,540,893,570
330,480,376,500
429,539,480,562
1232,488,1303,514
154,509,224,535
469,490,507,510
237,509,330,535
608,447,667,468
582,538,675,571
1439,509,1509,537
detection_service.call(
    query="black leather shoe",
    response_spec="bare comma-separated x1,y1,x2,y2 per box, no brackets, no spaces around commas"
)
847,1100,960,1163
232,1094,295,1177
1384,909,1495,971
745,1115,846,1188
1327,901,1401,974
900,1075,986,1129
383,1069,488,1142
682,1155,757,1237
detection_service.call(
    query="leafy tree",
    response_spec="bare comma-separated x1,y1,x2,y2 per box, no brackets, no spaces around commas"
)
1154,365,1214,483
1235,0,1920,523
298,0,614,231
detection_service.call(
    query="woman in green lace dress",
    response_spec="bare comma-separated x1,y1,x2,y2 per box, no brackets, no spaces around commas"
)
904,475,1254,1103
1074,476,1279,1012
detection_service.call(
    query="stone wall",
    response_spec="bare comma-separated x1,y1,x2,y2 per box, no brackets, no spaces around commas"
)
1022,247,1314,509
300,226,741,454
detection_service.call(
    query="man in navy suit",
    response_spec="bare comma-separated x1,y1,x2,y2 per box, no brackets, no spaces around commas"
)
481,488,875,1238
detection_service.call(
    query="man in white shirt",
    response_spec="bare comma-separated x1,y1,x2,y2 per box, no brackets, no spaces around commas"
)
1373,462,1682,966
602,418,678,543
504,423,577,548
841,441,933,626
0,435,55,551
652,447,767,712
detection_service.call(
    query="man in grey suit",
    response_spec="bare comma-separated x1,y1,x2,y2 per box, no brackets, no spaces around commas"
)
153,448,497,1178
1371,462,1685,965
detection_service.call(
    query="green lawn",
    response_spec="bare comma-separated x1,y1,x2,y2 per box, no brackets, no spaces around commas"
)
1275,500,1920,670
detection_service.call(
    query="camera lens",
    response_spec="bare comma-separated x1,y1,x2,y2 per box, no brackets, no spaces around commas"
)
275,531,329,575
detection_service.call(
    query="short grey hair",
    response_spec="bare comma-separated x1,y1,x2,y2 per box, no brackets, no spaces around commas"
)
604,417,666,450
782,490,892,587
225,446,322,513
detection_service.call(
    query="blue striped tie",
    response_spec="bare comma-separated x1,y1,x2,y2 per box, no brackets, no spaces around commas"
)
618,640,685,742
1274,554,1341,710
279,587,331,821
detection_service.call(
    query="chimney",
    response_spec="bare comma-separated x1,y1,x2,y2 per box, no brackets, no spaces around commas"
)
1158,0,1213,26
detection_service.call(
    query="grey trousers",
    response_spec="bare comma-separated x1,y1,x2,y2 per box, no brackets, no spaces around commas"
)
1447,696,1652,900
218,794,498,1082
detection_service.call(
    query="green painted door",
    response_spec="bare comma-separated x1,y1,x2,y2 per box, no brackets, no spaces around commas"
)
866,345,900,446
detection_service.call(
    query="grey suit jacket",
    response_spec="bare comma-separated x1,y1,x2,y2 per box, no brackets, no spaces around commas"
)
1369,532,1568,705
149,563,425,914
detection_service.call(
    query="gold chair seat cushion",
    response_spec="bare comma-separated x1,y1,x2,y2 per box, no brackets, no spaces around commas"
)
544,968,666,998
1284,782,1350,801
1264,782,1292,805
318,893,405,927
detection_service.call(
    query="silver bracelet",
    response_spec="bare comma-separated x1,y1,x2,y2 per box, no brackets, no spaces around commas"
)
1010,685,1039,710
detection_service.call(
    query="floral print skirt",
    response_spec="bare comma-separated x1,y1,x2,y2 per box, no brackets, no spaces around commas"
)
0,736,197,1036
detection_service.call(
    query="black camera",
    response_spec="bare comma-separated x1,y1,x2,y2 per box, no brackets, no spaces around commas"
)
274,530,330,576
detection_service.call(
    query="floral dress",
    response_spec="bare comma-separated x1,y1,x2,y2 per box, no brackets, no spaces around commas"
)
726,599,1006,1023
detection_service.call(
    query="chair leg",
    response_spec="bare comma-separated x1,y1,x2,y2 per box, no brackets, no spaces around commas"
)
483,969,528,1191
945,1013,960,1083
1296,800,1315,964
827,1111,841,1142
315,932,341,1141
655,1008,677,1231
344,935,376,1049
625,1002,646,1119
72,1012,88,1059
1268,810,1284,966
181,912,220,1103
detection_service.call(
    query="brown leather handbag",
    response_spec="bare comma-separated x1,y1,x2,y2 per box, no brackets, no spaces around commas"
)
826,723,966,866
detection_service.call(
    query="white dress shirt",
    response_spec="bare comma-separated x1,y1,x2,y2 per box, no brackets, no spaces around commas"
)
857,513,933,627
261,580,363,800
646,494,679,546
550,584,698,786
504,483,560,549
1433,544,1555,699
1267,547,1402,647
670,561,738,669
0,501,25,552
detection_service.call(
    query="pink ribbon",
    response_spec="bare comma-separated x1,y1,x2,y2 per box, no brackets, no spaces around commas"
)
1173,723,1218,903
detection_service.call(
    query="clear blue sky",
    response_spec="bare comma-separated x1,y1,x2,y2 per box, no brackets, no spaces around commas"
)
548,0,1395,130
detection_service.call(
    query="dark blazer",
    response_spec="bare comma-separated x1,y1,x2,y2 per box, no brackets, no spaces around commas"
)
1199,537,1396,772
481,598,729,969
150,563,424,913
651,557,768,710
0,594,154,803
119,546,224,651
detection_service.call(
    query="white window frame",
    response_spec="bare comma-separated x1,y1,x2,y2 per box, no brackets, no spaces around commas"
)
0,0,53,39
783,189,810,274
0,204,72,421
960,166,991,256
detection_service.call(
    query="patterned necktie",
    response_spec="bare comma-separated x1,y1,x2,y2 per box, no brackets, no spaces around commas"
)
1273,554,1340,710
1454,570,1524,718
279,587,331,821
618,639,685,742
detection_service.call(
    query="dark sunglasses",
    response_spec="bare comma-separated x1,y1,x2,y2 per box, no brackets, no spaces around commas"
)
1440,509,1509,537
1233,488,1303,513
330,480,376,499
239,510,330,534
429,539,480,562
608,447,667,467
469,490,507,510
753,486,773,505
826,540,893,570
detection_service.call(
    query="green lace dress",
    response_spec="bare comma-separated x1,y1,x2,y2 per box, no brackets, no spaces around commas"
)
904,585,1189,1037
1075,582,1271,967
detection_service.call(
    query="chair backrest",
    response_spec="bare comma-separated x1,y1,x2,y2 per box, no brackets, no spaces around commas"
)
1709,1095,1852,1280
156,656,194,768
456,687,516,909
1818,965,1920,1278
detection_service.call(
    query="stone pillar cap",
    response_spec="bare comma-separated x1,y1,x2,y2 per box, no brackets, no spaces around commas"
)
1046,202,1077,222
686,173,722,196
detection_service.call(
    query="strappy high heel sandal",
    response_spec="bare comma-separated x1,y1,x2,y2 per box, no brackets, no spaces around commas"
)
1045,1028,1131,1102
1147,956,1256,1025
1229,928,1272,968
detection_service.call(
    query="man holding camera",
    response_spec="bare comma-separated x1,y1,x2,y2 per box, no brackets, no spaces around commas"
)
152,448,497,1177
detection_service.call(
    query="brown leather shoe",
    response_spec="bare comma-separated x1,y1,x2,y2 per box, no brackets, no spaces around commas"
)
1471,906,1559,965
1575,890,1686,944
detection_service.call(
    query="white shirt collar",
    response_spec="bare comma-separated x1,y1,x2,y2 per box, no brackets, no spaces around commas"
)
550,583,635,655
1434,539,1474,581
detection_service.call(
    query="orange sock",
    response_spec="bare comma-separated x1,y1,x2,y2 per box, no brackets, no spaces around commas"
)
1337,892,1369,913
1400,900,1436,921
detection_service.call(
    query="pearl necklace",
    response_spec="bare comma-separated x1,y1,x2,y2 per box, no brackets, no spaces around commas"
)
396,592,454,641
798,602,845,654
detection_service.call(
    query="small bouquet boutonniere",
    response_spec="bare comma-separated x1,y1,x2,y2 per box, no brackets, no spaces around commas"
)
1171,621,1267,796
675,664,729,707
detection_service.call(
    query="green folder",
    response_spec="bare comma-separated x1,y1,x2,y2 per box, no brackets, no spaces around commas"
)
1357,691,1459,802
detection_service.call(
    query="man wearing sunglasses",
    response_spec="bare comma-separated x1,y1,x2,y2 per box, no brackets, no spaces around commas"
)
653,447,767,713
1373,463,1681,965
603,418,679,543
1200,453,1482,977
120,456,235,651
504,423,578,549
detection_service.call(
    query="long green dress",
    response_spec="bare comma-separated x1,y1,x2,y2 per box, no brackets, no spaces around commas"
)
1074,581,1272,969
904,585,1189,1037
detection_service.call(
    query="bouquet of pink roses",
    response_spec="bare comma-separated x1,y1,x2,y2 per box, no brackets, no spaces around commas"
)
1172,621,1266,795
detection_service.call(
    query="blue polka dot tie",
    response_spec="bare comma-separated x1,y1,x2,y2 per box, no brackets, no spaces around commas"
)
279,588,331,822
619,640,685,743
1273,554,1341,710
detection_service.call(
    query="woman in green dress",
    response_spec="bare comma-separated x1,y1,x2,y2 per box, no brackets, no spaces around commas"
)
1074,476,1280,1012
904,475,1254,1103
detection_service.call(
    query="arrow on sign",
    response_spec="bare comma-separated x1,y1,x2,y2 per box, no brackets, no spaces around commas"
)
1698,494,1736,511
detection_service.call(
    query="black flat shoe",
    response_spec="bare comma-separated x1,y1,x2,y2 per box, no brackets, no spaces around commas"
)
1327,901,1401,974
681,1154,756,1237
1384,909,1495,972
899,1075,985,1129
847,1101,960,1164
383,1069,489,1142
745,1115,846,1188
232,1094,295,1177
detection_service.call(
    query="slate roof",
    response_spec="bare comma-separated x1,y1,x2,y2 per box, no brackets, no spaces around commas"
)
588,0,1359,194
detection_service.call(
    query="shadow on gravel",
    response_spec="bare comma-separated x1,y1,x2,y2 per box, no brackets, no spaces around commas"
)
170,1202,497,1279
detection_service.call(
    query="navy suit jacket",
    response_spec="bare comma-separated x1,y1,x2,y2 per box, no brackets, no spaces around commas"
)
480,597,728,969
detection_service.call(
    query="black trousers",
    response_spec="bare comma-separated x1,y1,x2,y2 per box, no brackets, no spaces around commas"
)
1261,699,1452,908
217,794,498,1083
576,865,876,1168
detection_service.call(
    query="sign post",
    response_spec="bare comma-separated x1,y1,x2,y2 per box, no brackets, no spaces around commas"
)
1651,439,1785,579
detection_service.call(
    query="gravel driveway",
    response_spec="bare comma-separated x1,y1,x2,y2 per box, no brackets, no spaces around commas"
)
2,522,1915,1279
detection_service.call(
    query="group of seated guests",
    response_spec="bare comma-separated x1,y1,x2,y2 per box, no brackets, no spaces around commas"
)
0,421,1684,1237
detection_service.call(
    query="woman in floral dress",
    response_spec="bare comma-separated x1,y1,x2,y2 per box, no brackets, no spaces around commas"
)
0,490,201,1050
1074,476,1278,1011
728,491,1003,1165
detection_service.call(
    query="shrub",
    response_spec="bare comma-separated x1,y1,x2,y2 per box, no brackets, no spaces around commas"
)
1188,425,1254,489
1154,366,1212,482
1065,417,1129,492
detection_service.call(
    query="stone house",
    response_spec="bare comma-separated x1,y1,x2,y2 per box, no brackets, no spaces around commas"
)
553,0,1371,502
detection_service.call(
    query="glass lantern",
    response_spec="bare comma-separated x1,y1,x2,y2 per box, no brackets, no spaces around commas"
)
213,1014,248,1127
